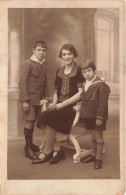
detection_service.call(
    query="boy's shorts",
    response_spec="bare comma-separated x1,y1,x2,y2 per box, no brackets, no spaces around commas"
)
23,105,41,121
74,118,106,131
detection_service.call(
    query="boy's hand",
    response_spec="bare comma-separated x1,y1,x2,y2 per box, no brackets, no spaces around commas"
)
40,99,48,106
96,119,103,126
22,101,29,112
48,103,57,110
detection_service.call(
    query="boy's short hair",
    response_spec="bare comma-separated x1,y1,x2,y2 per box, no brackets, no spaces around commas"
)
33,40,47,50
58,44,78,58
80,59,96,71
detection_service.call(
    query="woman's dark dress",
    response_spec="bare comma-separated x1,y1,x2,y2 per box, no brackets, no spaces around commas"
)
36,62,84,134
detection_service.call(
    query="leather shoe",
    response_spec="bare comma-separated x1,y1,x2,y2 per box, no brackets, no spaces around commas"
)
94,159,102,169
49,149,65,164
81,155,96,163
31,144,40,152
32,151,53,164
25,146,38,160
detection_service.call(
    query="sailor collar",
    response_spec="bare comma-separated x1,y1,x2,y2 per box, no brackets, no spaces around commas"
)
84,76,104,90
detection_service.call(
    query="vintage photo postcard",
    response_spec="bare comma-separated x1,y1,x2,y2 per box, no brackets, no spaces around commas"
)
0,0,125,195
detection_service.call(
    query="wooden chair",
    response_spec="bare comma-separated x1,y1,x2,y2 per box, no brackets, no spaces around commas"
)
39,101,92,163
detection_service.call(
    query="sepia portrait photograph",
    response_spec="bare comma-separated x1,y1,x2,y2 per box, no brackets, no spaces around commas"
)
0,0,125,195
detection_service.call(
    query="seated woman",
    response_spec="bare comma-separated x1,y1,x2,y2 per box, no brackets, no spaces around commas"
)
32,43,84,164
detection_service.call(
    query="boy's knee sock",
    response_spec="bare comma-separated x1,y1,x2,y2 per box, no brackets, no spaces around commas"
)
96,140,104,160
30,127,39,149
91,139,97,157
24,127,32,147
24,127,32,135
24,127,39,153
24,127,38,159
30,127,35,143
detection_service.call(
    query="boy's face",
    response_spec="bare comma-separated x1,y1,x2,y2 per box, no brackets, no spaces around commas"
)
33,45,47,61
61,49,74,66
82,67,95,81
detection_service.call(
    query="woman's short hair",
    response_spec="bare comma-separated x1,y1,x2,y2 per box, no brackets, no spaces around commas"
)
80,59,96,71
33,40,47,49
58,44,78,58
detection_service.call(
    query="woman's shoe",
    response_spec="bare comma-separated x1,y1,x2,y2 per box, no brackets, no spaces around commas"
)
94,159,102,169
81,155,96,163
49,149,65,164
32,151,53,164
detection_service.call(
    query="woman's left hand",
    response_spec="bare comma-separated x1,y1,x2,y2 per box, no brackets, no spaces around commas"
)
56,103,63,110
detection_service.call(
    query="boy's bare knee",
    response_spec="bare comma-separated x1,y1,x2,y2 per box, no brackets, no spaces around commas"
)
91,133,96,142
25,120,35,129
91,138,96,143
96,139,104,145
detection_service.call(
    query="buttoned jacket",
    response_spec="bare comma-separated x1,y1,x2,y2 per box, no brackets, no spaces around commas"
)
19,58,49,105
80,76,110,120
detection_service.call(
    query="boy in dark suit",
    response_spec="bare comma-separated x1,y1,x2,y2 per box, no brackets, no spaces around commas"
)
79,59,110,169
19,40,49,160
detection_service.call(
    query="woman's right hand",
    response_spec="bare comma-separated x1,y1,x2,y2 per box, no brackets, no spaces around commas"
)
56,103,63,110
22,101,29,112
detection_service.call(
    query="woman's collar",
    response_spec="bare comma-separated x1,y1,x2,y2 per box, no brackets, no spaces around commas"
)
57,62,78,78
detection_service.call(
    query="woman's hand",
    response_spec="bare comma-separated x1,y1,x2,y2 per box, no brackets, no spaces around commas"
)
73,102,81,111
56,103,63,110
22,101,29,112
96,119,103,126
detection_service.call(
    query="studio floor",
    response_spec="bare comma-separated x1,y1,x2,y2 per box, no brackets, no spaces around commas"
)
7,98,120,180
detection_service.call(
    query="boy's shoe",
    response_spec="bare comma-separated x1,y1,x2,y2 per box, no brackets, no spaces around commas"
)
24,145,38,160
94,159,102,169
31,144,40,152
81,155,96,163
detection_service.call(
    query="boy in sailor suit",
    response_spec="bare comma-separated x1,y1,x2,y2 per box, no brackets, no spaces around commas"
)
78,59,110,169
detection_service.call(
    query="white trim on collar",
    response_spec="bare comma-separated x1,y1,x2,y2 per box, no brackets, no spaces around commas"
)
85,75,96,91
90,75,97,83
30,54,45,64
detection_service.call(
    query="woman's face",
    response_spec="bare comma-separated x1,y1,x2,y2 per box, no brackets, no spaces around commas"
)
61,49,74,65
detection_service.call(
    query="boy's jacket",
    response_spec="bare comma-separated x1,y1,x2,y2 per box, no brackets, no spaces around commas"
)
81,76,111,120
19,59,49,105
